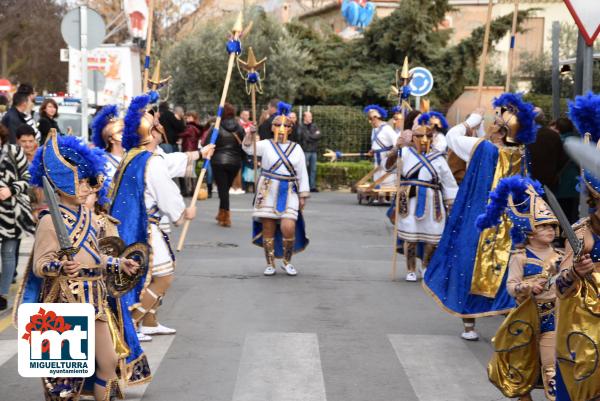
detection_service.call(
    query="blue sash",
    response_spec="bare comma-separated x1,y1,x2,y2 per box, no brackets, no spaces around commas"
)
264,140,298,213
402,149,443,219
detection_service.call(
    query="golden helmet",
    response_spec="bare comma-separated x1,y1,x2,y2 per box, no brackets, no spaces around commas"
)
492,93,539,145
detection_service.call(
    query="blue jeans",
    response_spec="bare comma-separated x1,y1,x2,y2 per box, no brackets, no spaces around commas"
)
306,151,317,190
0,238,19,296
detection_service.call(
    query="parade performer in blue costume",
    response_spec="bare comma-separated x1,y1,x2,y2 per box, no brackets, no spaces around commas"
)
385,112,458,282
478,176,560,401
15,130,139,401
90,103,155,387
109,92,214,339
91,105,125,179
552,92,600,401
243,101,310,276
365,104,399,188
423,93,539,341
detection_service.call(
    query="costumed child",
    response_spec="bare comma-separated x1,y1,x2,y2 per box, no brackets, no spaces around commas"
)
242,101,310,276
552,92,600,401
385,112,458,282
477,176,560,401
17,130,139,401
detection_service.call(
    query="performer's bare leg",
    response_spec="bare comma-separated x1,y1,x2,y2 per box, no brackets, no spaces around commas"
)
94,321,118,401
540,331,557,400
262,218,276,275
404,242,417,282
461,317,479,341
422,244,437,269
280,218,297,275
133,275,176,335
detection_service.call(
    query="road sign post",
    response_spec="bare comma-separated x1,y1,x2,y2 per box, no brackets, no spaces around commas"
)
563,0,600,218
61,7,105,141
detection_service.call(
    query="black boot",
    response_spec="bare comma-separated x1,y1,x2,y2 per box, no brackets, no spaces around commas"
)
0,295,7,311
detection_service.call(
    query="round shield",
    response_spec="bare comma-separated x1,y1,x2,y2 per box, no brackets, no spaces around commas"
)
98,236,126,257
106,242,150,298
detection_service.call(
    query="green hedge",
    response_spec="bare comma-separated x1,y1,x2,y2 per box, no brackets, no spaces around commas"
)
316,161,373,190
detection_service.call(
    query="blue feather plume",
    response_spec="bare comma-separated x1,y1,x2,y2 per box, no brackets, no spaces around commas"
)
91,105,119,149
493,93,539,145
28,147,44,188
123,93,152,151
391,106,402,115
475,175,543,231
418,111,449,130
363,104,388,119
275,101,292,117
568,91,600,142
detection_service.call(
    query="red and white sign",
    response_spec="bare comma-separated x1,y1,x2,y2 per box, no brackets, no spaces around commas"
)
124,0,149,40
564,0,600,46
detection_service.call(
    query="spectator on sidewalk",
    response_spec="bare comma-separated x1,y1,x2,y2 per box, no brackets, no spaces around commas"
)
289,111,299,142
16,84,40,141
239,110,257,193
297,111,321,192
0,95,8,119
258,98,279,140
554,117,580,223
158,101,186,153
527,108,568,193
37,98,62,144
0,124,35,310
1,92,30,144
180,111,202,197
212,103,245,227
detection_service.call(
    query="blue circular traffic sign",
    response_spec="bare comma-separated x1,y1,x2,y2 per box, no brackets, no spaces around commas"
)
408,67,434,97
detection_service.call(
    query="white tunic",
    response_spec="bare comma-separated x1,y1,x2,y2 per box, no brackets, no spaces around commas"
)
396,147,458,243
243,139,309,220
144,153,186,276
105,153,122,180
370,123,399,187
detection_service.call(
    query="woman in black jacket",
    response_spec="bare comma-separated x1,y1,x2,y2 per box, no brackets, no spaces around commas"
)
37,98,61,143
212,103,245,227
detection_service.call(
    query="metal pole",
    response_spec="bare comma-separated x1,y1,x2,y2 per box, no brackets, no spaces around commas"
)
551,21,560,120
574,33,585,97
415,96,421,111
80,6,88,142
505,0,519,91
579,41,594,219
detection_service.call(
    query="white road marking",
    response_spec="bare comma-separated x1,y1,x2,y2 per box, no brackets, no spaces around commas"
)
388,334,499,401
232,332,327,401
125,335,176,401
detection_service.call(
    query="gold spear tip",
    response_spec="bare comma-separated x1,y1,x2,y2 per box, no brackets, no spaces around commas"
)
232,12,243,34
400,56,410,79
420,98,430,113
247,47,258,67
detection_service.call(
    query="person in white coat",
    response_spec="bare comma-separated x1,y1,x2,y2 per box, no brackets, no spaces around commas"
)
243,102,310,276
365,105,399,188
387,112,458,282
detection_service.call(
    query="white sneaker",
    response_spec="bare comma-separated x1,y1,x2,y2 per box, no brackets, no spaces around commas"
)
137,331,152,342
461,331,480,341
281,263,298,276
405,272,417,282
140,323,176,335
264,266,276,276
418,266,427,279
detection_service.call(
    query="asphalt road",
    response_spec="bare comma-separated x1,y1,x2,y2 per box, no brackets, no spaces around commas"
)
0,191,546,400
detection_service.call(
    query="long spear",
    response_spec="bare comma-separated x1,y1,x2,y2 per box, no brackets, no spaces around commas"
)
142,0,155,91
176,13,249,252
237,47,267,184
390,57,412,280
477,0,494,106
505,0,520,91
